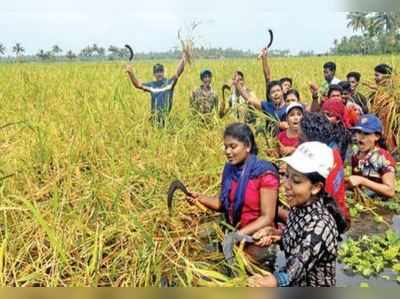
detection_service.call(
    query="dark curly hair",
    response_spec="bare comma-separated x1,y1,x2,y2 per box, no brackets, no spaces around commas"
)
331,122,352,161
300,112,334,144
300,112,350,161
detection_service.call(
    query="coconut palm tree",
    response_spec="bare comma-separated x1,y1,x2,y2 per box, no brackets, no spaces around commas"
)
91,43,99,54
370,12,400,33
12,43,25,58
36,49,53,60
65,50,76,60
36,49,46,60
96,46,105,57
81,47,93,57
52,45,62,56
347,12,369,32
108,45,120,60
370,13,400,47
0,43,6,56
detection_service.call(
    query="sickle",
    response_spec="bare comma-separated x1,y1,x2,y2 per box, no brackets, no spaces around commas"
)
167,180,207,215
219,84,232,118
222,84,231,104
124,44,134,61
267,29,274,49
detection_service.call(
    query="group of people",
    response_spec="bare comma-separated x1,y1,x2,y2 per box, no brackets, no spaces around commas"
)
125,49,397,287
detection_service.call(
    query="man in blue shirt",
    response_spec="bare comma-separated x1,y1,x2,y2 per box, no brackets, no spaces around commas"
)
232,78,288,126
126,53,187,127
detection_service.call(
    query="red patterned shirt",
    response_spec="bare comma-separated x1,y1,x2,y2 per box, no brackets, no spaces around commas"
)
351,146,396,184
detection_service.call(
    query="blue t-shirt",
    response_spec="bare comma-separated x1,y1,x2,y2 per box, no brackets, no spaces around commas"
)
260,101,287,121
143,78,176,113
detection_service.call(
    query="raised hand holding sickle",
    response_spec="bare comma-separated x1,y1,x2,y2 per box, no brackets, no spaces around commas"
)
258,29,273,59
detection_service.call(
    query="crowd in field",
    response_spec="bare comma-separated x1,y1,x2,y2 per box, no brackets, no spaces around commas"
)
125,49,398,287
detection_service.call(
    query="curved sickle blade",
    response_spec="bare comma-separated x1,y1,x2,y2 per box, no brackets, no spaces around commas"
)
220,84,232,118
267,29,274,49
222,232,255,263
167,180,192,214
222,84,231,99
124,44,134,61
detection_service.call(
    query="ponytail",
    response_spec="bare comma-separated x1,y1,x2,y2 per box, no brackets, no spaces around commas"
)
321,192,347,235
305,172,347,236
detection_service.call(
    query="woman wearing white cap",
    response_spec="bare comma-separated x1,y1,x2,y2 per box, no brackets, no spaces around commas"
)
248,142,346,287
277,102,304,157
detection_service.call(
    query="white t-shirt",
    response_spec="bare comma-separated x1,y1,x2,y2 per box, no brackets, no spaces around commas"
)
331,77,341,85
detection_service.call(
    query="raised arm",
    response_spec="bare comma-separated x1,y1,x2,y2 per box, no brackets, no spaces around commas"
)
309,82,321,112
232,80,262,110
259,47,272,97
126,64,150,93
171,53,187,82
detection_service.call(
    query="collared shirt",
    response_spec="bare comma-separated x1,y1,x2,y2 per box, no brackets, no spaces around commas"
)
191,85,218,114
274,198,339,287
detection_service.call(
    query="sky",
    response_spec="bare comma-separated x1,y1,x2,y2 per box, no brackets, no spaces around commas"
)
1,0,356,56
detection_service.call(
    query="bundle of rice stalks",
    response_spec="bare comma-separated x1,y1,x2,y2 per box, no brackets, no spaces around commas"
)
370,74,400,152
178,22,200,66
182,224,272,287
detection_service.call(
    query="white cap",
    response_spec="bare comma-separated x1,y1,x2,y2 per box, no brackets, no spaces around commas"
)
286,102,304,115
281,142,334,178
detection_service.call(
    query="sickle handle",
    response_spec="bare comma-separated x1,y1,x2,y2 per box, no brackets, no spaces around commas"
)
195,201,208,213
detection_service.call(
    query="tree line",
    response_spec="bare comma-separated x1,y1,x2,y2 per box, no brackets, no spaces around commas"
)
0,43,295,62
331,12,400,55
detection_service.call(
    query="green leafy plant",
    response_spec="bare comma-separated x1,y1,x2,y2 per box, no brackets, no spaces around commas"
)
339,230,400,281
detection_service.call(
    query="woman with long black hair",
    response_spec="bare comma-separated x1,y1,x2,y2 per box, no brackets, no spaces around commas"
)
248,142,347,287
187,123,279,236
